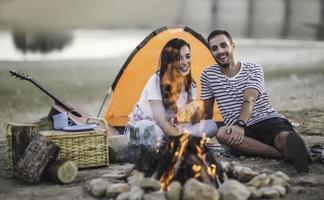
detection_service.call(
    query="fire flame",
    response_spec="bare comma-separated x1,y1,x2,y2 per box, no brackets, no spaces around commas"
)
193,133,217,178
160,133,189,191
159,132,218,191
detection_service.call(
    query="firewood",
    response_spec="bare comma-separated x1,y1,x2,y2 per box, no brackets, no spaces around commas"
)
188,154,212,185
205,149,226,184
135,135,225,190
13,134,59,184
45,160,78,184
9,124,38,167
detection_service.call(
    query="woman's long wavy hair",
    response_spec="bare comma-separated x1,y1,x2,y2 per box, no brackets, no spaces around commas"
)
158,38,195,113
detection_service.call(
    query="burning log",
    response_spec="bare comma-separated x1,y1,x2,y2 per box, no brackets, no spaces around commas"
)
45,160,78,184
134,134,225,191
13,134,59,184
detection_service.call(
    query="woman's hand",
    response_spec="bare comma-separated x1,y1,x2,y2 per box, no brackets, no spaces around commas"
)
177,100,203,124
176,101,199,122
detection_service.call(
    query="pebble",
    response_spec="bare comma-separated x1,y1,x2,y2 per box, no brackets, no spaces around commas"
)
166,181,181,200
219,180,250,200
106,183,130,199
259,187,280,198
89,178,110,197
247,173,271,188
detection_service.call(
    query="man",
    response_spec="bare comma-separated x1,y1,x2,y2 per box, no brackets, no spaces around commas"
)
200,29,310,172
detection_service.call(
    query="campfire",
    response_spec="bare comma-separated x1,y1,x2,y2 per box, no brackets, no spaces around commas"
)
89,132,291,200
133,133,225,191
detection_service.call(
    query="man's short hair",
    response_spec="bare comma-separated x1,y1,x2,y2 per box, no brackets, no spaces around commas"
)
207,29,233,44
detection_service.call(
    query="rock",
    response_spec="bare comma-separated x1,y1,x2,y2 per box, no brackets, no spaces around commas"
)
88,178,110,197
140,177,161,191
109,135,129,163
237,167,259,182
127,170,145,187
232,165,243,178
220,161,230,172
258,168,274,175
259,187,280,198
166,181,182,200
106,183,130,199
143,191,167,200
271,171,289,182
246,173,271,188
247,186,262,199
218,180,250,200
129,186,144,200
270,185,287,196
183,178,219,200
269,175,288,188
226,161,242,178
116,192,130,200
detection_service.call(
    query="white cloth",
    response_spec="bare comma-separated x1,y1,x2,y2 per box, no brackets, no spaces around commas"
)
134,73,197,120
177,119,218,137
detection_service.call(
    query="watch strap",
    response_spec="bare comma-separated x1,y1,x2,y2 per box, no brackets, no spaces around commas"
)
234,119,246,128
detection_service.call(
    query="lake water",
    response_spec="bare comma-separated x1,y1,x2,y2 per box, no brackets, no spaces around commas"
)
0,29,151,61
1,29,324,71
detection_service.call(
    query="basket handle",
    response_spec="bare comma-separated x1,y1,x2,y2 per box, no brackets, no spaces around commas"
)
86,117,109,134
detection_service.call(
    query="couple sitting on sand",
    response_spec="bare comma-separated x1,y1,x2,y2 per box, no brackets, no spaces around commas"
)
124,29,310,173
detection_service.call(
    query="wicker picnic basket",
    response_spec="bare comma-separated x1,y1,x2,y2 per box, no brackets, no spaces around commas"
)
6,117,109,169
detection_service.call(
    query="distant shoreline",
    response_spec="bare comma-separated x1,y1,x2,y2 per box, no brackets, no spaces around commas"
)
1,30,324,62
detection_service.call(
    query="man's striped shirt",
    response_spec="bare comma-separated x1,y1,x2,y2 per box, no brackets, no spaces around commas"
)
200,61,282,126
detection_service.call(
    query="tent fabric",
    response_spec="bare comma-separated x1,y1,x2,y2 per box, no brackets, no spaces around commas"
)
104,26,223,127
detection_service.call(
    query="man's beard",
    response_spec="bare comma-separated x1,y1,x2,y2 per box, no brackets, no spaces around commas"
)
215,54,231,68
217,61,230,68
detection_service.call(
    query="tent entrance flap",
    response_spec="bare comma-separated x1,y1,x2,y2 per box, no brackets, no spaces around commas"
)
104,26,223,127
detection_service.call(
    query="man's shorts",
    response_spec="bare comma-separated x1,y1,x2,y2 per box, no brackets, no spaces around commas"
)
244,117,296,146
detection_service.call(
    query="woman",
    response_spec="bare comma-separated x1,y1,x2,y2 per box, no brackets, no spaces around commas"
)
125,38,217,150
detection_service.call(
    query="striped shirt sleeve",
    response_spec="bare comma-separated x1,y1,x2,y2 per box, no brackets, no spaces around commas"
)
200,70,214,100
246,64,265,94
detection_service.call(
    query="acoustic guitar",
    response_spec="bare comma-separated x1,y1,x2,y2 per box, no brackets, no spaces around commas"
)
9,70,105,129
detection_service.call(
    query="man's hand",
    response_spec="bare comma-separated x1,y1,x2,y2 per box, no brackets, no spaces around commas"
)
226,125,245,146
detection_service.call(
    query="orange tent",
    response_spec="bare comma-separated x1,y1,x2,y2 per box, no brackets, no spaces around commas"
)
104,26,223,127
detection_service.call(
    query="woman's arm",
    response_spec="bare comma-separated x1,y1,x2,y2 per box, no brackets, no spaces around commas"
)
150,100,182,137
177,100,203,124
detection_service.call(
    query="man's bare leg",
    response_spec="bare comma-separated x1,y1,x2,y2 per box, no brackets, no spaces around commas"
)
274,131,309,172
273,131,289,157
216,127,283,159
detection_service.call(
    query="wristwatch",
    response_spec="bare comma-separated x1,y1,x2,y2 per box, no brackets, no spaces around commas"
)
234,120,246,128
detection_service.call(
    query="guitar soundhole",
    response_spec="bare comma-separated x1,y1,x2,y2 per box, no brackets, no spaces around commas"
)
71,111,82,117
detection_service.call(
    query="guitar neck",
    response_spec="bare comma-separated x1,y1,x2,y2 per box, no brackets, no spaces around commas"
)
28,78,72,111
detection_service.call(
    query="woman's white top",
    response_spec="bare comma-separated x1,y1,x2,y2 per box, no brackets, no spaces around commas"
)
135,73,197,120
